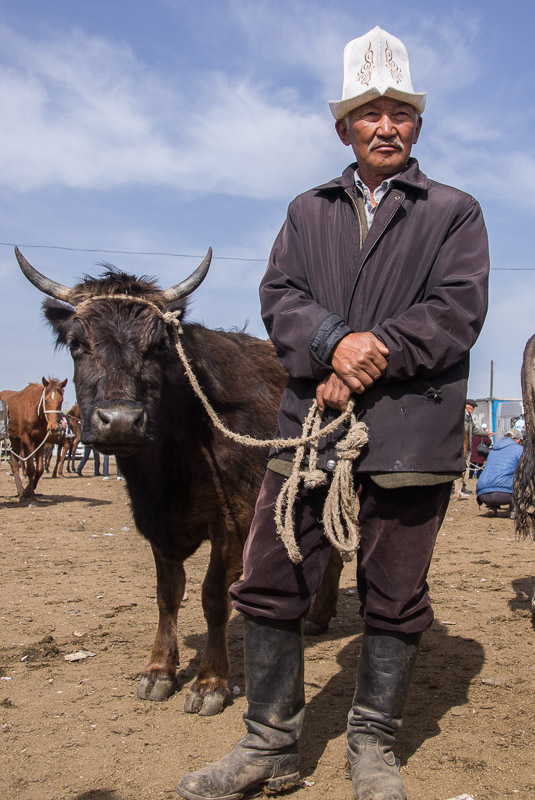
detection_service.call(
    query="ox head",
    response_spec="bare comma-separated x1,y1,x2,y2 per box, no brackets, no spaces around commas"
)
16,247,211,456
41,376,68,433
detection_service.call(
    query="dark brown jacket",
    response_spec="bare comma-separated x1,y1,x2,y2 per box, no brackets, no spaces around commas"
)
260,158,490,473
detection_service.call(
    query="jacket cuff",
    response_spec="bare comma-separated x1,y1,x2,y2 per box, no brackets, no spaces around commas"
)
309,313,352,368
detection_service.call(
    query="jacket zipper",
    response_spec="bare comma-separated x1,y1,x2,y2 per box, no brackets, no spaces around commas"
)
344,188,405,318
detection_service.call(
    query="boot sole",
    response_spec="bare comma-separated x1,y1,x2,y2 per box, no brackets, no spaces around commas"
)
176,772,300,800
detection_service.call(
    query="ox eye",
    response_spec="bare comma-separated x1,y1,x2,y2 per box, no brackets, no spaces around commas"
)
147,340,168,356
68,337,86,356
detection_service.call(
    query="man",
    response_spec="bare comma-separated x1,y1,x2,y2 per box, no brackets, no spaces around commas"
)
465,399,489,443
177,25,489,800
476,429,523,517
461,399,492,494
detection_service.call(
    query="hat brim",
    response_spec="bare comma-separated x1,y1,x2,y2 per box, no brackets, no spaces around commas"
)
329,87,426,120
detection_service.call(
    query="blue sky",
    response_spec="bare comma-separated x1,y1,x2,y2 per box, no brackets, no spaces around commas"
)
1,0,534,409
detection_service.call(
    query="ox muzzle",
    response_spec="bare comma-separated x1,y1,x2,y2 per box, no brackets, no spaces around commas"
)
83,401,149,454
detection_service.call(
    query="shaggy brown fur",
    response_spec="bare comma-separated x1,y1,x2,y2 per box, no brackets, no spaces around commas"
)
513,334,535,540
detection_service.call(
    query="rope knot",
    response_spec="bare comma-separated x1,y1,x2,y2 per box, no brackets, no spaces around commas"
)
335,420,369,459
302,469,328,490
163,311,182,326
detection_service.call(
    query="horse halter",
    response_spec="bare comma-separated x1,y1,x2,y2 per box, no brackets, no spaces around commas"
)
38,387,62,430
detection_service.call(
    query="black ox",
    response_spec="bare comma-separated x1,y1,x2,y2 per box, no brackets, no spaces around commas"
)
16,247,341,715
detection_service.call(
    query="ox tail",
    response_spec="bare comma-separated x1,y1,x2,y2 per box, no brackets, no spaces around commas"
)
513,432,535,540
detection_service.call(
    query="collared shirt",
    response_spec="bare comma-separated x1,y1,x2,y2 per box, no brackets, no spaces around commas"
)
354,168,401,228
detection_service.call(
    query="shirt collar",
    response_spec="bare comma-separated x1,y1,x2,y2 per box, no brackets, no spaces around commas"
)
354,168,401,201
354,168,402,227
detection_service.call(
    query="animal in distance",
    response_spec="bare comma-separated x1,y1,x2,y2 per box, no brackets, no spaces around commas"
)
44,405,82,477
0,377,67,501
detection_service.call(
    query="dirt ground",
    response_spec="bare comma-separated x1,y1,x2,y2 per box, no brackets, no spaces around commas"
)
1,463,534,800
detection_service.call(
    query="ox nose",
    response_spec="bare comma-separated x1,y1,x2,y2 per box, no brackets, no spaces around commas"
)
90,401,148,445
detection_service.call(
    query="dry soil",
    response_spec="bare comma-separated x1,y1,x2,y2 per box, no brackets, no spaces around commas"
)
1,466,534,800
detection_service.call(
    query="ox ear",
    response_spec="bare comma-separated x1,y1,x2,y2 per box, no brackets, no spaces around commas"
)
42,298,77,346
163,297,188,318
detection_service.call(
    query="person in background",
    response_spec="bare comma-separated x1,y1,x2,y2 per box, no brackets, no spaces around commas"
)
476,429,523,517
102,455,123,480
513,415,525,434
469,422,493,479
461,399,491,495
76,446,100,477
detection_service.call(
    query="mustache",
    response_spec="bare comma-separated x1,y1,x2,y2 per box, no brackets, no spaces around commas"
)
368,138,404,152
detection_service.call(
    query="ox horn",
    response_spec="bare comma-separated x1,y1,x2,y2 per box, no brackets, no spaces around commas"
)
15,247,73,303
162,247,212,302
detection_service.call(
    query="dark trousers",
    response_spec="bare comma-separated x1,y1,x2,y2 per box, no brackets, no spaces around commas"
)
77,446,100,476
230,470,451,635
477,491,512,509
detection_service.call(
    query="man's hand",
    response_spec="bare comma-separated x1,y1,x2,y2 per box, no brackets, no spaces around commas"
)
316,373,352,411
331,332,389,394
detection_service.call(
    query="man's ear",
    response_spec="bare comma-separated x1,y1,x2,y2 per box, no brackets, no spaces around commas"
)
335,118,351,147
413,115,423,144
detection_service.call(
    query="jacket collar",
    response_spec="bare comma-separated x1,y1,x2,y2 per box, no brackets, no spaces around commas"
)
314,157,428,193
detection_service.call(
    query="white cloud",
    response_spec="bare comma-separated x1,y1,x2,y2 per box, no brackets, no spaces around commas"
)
0,22,336,199
1,11,528,211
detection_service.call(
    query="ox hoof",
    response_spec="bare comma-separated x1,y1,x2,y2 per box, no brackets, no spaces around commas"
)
184,688,227,716
303,618,329,636
137,675,176,702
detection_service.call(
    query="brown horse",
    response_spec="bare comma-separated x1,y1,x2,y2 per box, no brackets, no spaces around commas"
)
0,377,68,501
53,405,82,477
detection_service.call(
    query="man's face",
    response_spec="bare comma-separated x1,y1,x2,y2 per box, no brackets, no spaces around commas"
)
335,96,422,178
466,404,475,414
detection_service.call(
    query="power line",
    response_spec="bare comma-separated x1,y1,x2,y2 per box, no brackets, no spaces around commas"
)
0,242,266,263
0,241,533,270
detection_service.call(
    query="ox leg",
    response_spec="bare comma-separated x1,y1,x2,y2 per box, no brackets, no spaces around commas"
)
184,541,242,716
137,547,185,702
304,548,344,635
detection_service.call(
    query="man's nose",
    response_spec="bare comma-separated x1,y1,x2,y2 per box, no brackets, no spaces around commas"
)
376,114,396,136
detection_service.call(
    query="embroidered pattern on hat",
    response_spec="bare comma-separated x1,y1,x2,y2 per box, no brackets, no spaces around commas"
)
356,42,374,85
385,41,403,83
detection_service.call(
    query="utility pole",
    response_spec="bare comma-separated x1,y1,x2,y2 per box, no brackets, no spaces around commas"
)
490,360,495,435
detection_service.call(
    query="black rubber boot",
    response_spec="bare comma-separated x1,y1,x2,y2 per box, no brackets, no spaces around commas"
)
346,625,421,800
177,615,304,800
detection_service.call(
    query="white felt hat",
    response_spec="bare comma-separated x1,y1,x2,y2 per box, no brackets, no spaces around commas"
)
329,26,426,120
